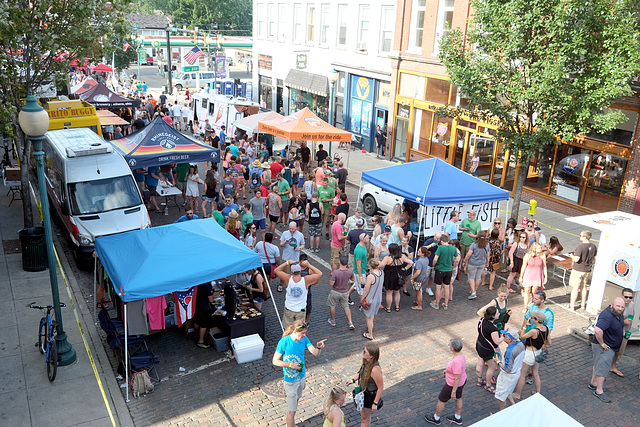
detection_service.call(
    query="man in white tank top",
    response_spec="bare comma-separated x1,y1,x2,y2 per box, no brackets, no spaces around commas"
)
275,261,323,329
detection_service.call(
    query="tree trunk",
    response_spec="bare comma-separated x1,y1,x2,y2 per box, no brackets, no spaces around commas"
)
510,157,531,221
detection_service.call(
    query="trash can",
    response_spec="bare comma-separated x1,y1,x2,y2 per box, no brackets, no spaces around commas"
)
18,227,47,272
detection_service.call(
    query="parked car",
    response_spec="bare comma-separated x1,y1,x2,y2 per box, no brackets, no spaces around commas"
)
360,183,403,216
146,54,153,65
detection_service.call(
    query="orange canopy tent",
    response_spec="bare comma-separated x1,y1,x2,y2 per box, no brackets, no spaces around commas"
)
257,107,352,142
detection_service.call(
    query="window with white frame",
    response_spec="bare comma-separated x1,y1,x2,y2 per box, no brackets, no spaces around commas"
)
293,4,303,43
320,4,330,46
337,4,348,47
268,4,276,39
434,0,455,54
307,5,316,43
408,0,426,51
278,3,286,41
357,5,370,50
257,4,265,38
379,6,394,53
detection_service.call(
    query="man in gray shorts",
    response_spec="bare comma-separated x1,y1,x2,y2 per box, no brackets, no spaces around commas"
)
590,297,625,403
327,254,355,330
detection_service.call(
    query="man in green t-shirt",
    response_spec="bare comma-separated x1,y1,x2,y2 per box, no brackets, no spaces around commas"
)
326,169,337,191
348,233,370,304
430,235,460,311
459,209,481,264
276,172,291,224
212,202,225,227
176,163,191,206
241,202,253,233
317,177,335,239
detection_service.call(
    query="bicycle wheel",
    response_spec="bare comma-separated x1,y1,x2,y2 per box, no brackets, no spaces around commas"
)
47,341,57,382
38,318,48,355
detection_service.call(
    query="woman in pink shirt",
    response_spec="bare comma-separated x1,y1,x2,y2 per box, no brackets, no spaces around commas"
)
425,338,467,425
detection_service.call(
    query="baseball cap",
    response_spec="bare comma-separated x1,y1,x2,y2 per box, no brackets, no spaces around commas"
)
468,209,477,215
500,328,520,341
355,206,363,213
290,264,302,274
384,224,392,232
356,218,364,227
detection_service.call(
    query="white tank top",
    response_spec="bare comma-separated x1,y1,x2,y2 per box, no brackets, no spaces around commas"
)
285,276,308,312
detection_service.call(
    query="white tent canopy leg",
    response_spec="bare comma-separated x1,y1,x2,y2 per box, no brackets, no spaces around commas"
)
262,266,284,333
93,255,97,323
124,303,129,402
355,181,364,212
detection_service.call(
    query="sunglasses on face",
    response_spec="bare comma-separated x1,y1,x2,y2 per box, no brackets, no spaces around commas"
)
623,296,633,299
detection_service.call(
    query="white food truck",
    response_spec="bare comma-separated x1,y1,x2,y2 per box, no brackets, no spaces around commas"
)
192,93,260,138
43,128,151,267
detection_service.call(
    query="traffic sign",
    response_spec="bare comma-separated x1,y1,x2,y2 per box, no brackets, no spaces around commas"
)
182,66,200,72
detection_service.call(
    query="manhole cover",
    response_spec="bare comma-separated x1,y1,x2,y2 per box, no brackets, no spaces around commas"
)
260,371,286,398
3,239,21,254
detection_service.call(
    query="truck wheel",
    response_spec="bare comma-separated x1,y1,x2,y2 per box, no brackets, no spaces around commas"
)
363,195,377,217
175,84,183,91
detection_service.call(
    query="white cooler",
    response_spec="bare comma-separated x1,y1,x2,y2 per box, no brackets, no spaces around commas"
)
231,334,265,364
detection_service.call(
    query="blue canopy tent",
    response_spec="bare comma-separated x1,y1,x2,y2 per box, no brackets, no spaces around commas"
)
359,158,510,238
94,218,279,400
109,117,220,168
361,158,509,205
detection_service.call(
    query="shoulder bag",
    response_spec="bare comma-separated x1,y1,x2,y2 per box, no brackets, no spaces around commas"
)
360,272,381,310
263,242,278,279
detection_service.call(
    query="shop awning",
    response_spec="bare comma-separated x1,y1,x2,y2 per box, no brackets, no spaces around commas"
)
284,69,329,96
96,110,130,126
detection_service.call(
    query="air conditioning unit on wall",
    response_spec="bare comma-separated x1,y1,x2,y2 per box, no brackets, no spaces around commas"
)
356,41,367,52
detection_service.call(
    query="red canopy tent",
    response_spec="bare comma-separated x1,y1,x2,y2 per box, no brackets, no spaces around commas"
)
89,64,114,72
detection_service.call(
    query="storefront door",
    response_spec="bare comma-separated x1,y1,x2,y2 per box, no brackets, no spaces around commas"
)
394,117,409,160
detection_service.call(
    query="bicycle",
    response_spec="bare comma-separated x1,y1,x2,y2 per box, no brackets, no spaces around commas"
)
29,302,65,381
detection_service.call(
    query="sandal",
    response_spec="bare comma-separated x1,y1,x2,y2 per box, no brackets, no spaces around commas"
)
362,332,374,341
277,285,283,293
610,368,624,378
508,288,517,293
395,307,400,312
484,385,496,394
97,302,110,309
411,306,422,311
476,377,486,387
384,307,391,313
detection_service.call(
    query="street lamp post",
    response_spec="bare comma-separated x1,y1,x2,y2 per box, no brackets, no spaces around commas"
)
19,94,76,366
328,67,339,158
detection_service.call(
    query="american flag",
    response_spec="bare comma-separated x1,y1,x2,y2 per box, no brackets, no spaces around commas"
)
123,41,131,52
183,46,204,65
174,287,198,327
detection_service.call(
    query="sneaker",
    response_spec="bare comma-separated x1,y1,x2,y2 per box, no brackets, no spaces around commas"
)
593,391,612,403
197,342,210,349
426,288,434,296
443,305,448,310
348,299,355,306
445,415,463,425
327,318,336,327
525,374,534,385
587,384,607,392
429,302,440,310
424,414,441,425
467,292,477,300
349,324,355,330
325,233,330,240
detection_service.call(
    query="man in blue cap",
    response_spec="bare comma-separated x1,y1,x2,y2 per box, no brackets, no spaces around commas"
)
494,328,526,410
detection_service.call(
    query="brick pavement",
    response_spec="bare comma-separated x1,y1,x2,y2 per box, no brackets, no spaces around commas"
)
94,246,640,426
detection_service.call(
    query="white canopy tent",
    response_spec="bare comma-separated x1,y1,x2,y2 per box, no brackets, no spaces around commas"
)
470,393,583,426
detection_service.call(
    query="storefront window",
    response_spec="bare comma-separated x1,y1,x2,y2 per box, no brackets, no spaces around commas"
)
411,109,434,152
259,76,273,110
290,89,328,121
398,73,425,100
585,109,638,147
583,153,627,211
394,105,410,160
466,134,494,179
524,145,555,191
426,78,451,105
454,129,468,169
551,146,590,204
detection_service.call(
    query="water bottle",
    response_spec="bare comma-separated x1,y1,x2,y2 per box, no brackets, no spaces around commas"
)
164,206,169,216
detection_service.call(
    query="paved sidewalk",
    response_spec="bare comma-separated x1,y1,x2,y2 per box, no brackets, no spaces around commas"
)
0,191,133,426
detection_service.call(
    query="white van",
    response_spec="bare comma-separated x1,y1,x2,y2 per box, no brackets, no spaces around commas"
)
173,71,216,91
43,128,150,267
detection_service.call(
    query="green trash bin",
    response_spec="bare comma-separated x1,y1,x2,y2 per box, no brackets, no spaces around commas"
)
18,227,47,272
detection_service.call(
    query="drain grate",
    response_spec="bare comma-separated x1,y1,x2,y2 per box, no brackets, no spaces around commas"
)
3,239,21,254
260,371,286,398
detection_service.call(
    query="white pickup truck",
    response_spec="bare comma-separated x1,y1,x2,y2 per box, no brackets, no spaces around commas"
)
360,183,404,216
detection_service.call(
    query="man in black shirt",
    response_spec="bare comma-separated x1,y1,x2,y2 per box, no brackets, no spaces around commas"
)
299,141,311,173
316,144,328,166
334,161,348,188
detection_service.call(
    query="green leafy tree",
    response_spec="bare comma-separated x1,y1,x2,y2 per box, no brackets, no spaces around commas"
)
438,0,640,219
0,0,130,227
137,0,252,35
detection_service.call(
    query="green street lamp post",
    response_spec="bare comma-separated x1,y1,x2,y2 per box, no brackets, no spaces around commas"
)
19,94,76,366
328,67,339,159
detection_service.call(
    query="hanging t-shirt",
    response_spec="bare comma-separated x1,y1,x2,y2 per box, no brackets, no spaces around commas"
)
146,295,168,330
276,334,312,382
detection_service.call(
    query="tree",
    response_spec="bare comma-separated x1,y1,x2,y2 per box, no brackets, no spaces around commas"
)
137,0,253,35
0,0,130,227
438,0,640,219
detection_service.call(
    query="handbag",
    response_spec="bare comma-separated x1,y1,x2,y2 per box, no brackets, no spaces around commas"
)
263,242,277,279
535,349,548,363
360,272,382,311
352,388,365,412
